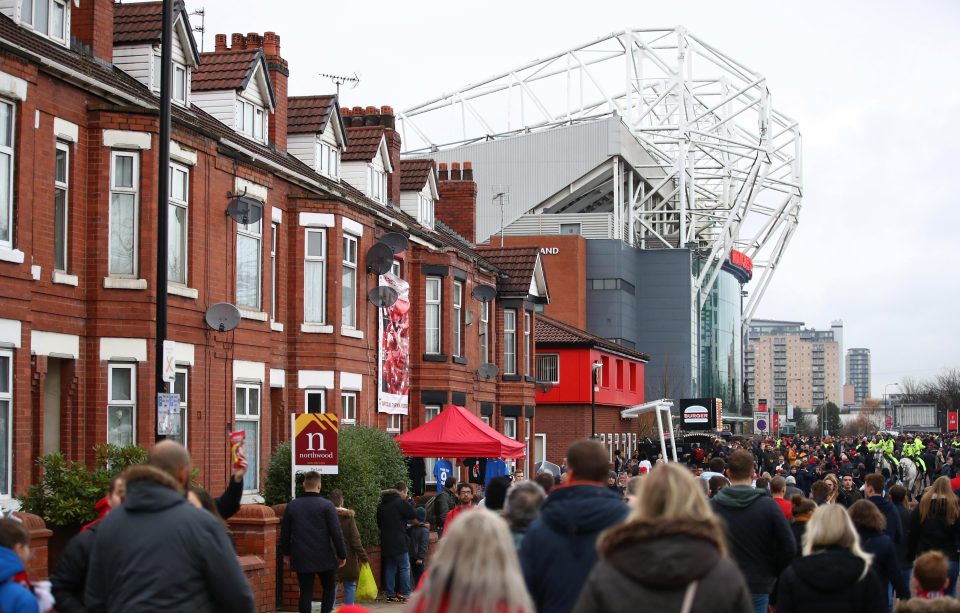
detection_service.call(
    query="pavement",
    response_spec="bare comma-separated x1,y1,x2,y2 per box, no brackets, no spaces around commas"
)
281,600,405,612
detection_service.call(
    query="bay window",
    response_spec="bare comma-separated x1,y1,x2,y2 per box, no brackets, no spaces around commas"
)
108,363,136,446
504,309,517,375
304,229,326,323
524,312,532,376
54,143,69,272
452,281,463,358
109,151,139,276
0,100,11,249
168,163,189,285
236,204,262,309
479,301,489,362
270,222,278,322
342,234,357,328
0,350,11,497
425,277,441,354
234,384,260,491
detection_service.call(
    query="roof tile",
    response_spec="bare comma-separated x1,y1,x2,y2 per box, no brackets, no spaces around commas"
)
113,1,164,45
399,159,434,191
342,126,384,162
287,95,337,135
474,246,539,295
192,49,261,92
536,315,651,361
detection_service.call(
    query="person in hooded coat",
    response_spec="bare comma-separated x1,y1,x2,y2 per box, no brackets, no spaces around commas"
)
572,463,751,613
376,481,416,602
776,504,885,613
907,476,960,597
848,499,910,607
519,439,629,613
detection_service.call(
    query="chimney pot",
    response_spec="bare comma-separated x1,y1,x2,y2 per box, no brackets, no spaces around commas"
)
263,31,280,56
365,105,378,115
380,105,394,116
352,106,364,115
231,33,244,49
438,162,449,181
215,34,227,51
247,33,261,49
341,108,351,116
451,162,462,181
463,161,474,181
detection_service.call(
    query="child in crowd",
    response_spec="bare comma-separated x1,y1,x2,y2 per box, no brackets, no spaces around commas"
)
0,517,52,613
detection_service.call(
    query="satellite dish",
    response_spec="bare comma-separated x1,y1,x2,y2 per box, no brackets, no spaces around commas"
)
379,232,409,254
365,242,394,275
367,286,399,308
204,303,242,332
471,284,497,303
225,191,263,225
476,363,499,380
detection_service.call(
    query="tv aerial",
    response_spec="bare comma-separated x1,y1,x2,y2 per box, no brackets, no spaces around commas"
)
378,232,409,255
204,303,242,333
319,72,360,96
365,243,394,275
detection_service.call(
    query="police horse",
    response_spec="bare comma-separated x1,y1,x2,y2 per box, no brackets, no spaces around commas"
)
875,448,924,499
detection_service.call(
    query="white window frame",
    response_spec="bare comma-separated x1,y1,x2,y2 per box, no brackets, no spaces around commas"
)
21,0,68,42
317,141,341,179
108,151,140,277
168,162,189,286
270,222,278,323
386,413,402,433
342,233,358,329
305,389,325,414
0,350,13,498
165,367,188,447
504,309,517,375
425,277,442,354
368,165,386,203
54,142,69,272
234,383,261,493
236,99,266,142
304,228,326,324
479,301,489,363
236,204,262,309
340,391,357,425
523,312,532,377
452,281,463,358
503,416,517,440
418,194,433,226
0,100,12,250
152,56,189,106
481,415,490,426
107,362,137,447
536,353,560,384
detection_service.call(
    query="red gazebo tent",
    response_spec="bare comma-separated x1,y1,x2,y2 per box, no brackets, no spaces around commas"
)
394,405,526,459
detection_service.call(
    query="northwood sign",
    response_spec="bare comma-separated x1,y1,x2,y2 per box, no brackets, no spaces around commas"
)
291,413,339,474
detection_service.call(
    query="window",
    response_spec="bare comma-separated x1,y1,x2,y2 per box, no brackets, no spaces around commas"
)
270,223,278,322
109,151,139,276
425,277,441,354
616,360,624,390
21,0,67,41
601,356,610,387
481,416,490,427
165,368,188,446
386,414,402,433
559,223,581,236
629,363,637,392
305,390,325,414
503,309,517,374
304,229,326,323
236,203,262,309
368,166,386,203
0,101,11,249
342,234,358,328
234,384,260,491
424,405,440,482
54,143,69,272
152,57,188,105
340,392,357,425
317,142,340,178
479,302,489,363
0,350,11,497
503,417,517,440
168,163,189,285
523,312,531,376
237,99,265,141
452,281,463,358
536,354,559,383
418,194,433,226
107,363,136,446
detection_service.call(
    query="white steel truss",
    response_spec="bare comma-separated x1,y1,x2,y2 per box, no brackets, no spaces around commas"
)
398,28,802,325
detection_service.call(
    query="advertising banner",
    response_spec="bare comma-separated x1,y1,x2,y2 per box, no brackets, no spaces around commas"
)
884,414,893,430
378,273,410,415
291,413,339,474
949,411,958,432
680,398,718,431
773,411,780,436
754,412,769,435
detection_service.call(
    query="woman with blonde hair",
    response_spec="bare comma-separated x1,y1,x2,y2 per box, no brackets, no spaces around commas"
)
405,509,533,613
824,473,841,504
907,475,960,596
572,463,751,613
776,504,884,612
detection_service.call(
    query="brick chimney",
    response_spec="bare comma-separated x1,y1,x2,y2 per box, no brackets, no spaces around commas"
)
341,105,400,204
72,0,114,62
436,162,477,243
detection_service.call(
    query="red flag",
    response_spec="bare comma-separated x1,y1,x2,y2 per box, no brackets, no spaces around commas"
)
948,411,958,432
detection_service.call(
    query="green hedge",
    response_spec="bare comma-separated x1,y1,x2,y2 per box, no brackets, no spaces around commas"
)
262,426,409,546
18,444,148,527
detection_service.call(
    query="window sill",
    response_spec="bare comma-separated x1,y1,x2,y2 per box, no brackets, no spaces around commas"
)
168,284,198,299
0,247,25,264
270,321,284,332
301,323,333,334
341,327,364,339
452,356,468,365
238,308,268,322
524,375,536,383
53,271,79,286
103,277,147,290
502,374,522,382
341,420,356,426
422,353,448,363
240,493,265,505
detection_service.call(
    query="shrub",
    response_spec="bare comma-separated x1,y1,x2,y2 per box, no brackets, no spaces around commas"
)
19,444,147,527
262,426,409,545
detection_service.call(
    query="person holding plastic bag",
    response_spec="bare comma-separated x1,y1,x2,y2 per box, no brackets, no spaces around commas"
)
329,490,369,606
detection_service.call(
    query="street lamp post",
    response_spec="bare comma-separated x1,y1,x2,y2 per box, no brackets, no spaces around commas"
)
591,361,602,439
884,382,900,431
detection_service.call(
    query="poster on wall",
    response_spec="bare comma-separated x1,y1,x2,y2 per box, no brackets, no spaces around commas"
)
378,272,410,415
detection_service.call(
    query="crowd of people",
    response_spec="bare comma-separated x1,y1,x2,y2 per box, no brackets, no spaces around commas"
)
5,432,960,611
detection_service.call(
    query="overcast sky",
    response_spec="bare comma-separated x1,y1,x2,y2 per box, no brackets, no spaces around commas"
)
193,0,960,397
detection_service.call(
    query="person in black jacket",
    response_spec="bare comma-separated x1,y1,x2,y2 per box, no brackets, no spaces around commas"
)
376,482,416,602
776,504,885,613
435,476,457,537
849,499,910,607
213,456,246,520
889,485,915,592
907,477,960,597
85,441,255,613
711,449,796,613
280,471,347,613
867,472,904,544
408,507,430,588
50,475,126,613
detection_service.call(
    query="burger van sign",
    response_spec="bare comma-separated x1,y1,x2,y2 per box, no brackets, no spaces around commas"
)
680,398,718,431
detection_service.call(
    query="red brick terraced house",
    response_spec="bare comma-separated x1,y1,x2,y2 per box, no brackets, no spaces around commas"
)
0,0,547,504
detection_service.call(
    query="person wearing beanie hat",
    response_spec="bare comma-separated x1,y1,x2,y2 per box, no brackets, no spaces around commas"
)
784,475,803,499
408,507,430,588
